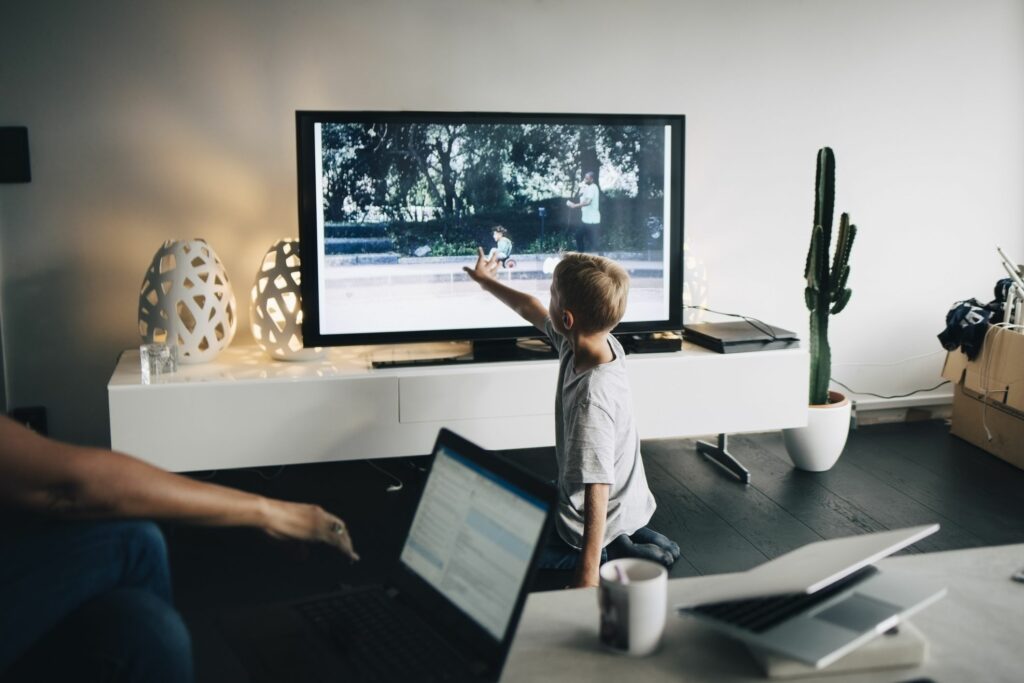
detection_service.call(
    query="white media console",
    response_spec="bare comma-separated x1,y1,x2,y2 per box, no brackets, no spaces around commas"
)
108,341,808,472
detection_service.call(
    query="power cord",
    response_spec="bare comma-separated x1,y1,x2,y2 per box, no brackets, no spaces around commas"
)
366,460,404,493
683,304,780,340
829,378,950,400
829,349,953,399
685,305,957,400
253,465,286,481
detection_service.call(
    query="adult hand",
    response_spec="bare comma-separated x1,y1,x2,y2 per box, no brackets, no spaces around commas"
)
462,247,499,283
264,499,360,562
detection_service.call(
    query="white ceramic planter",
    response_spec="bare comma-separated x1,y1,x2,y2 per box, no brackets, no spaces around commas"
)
782,391,851,472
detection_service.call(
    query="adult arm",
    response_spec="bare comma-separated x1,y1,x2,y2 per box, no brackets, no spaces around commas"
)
566,188,593,209
463,247,548,331
573,483,609,588
0,416,358,560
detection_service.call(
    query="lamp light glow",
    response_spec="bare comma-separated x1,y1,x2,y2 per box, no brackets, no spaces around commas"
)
250,239,322,361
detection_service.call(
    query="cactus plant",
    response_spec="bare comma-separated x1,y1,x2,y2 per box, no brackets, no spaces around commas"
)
804,147,857,405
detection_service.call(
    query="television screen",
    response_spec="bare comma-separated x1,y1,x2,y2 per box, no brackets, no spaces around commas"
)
296,111,683,348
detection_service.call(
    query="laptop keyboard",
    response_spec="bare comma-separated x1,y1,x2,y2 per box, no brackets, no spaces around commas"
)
687,565,878,634
295,587,470,682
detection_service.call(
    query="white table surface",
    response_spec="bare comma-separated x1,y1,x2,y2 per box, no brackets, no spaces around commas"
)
502,543,1024,682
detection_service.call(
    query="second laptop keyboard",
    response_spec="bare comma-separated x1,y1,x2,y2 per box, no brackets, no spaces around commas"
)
686,565,878,633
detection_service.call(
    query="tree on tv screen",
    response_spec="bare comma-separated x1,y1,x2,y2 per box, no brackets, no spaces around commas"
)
319,121,665,254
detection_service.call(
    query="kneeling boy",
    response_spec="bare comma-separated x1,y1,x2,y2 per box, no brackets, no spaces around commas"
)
464,250,679,587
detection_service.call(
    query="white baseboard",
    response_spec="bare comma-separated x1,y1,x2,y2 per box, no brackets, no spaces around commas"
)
850,390,954,426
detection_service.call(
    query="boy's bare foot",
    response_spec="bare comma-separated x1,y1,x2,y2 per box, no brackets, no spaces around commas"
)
608,534,676,567
631,526,681,561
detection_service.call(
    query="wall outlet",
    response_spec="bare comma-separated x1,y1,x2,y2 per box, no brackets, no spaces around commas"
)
10,405,47,435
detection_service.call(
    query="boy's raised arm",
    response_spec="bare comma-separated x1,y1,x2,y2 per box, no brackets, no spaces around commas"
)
463,248,549,331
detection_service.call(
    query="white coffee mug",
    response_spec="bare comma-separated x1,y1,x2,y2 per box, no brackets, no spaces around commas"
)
598,558,668,656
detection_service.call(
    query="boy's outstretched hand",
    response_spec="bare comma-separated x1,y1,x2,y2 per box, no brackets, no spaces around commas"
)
463,247,499,284
461,245,548,330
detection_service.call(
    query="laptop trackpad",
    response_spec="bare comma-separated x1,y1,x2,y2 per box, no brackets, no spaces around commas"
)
815,593,899,632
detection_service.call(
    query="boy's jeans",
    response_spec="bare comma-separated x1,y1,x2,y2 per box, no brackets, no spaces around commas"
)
538,526,679,570
538,533,608,570
0,519,193,682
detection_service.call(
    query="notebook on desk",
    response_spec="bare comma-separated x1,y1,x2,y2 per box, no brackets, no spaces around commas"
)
676,524,946,670
220,428,556,683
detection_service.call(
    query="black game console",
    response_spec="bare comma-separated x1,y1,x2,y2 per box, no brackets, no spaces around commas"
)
617,332,683,354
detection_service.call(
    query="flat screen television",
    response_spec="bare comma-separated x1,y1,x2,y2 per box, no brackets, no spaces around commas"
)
296,110,684,361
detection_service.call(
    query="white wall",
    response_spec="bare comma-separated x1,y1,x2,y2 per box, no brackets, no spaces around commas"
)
1,0,1022,446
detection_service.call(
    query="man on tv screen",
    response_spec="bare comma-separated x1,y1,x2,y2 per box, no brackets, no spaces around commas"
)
566,170,601,253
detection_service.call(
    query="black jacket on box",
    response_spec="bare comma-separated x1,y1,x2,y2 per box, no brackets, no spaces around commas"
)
938,278,1013,360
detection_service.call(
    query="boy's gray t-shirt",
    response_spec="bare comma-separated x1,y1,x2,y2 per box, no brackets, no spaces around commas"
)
543,318,657,549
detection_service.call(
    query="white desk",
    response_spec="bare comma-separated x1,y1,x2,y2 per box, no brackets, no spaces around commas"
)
108,341,807,471
503,543,1024,682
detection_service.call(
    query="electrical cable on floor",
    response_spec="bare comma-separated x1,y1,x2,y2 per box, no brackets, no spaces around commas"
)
404,458,428,473
830,379,950,400
253,465,286,481
366,460,404,492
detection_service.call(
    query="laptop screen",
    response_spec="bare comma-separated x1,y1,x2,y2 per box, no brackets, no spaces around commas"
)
399,443,549,640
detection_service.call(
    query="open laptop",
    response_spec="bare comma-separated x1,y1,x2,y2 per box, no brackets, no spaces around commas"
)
677,524,946,669
220,428,556,683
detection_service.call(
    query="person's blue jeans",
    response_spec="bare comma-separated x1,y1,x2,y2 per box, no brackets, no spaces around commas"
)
0,519,193,682
538,526,680,571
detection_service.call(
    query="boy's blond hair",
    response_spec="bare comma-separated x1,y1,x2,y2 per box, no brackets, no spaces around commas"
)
553,252,630,333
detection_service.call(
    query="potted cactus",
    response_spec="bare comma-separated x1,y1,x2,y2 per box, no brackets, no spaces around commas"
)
783,147,857,471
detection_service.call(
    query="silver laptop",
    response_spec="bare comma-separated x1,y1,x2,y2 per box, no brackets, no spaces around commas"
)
677,524,946,669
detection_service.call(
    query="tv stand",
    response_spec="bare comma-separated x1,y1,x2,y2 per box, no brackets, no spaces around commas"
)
373,333,682,369
108,341,808,472
696,433,751,484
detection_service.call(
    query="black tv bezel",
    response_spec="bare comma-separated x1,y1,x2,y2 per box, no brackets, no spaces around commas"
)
296,110,685,349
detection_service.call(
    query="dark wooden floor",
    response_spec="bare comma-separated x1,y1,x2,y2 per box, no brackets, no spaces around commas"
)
502,420,1024,580
165,419,1024,680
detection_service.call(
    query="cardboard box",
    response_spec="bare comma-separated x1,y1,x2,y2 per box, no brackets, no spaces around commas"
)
941,326,1024,469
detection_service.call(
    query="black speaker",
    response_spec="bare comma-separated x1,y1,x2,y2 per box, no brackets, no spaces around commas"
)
0,127,31,183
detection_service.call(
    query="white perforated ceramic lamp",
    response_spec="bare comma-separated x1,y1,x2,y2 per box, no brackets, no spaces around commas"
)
138,239,238,364
250,239,322,361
